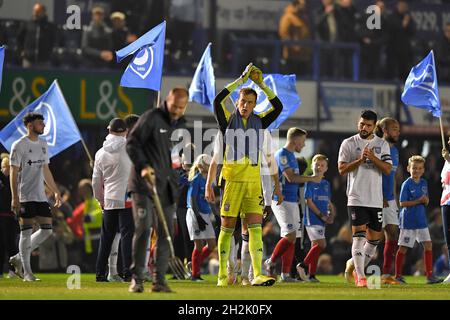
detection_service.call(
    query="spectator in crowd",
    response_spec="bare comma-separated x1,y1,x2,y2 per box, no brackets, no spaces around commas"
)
57,184,73,219
110,11,137,69
81,6,114,69
328,223,352,274
317,253,333,274
435,22,450,83
111,0,168,36
357,0,389,79
434,244,450,277
335,0,358,79
76,179,103,272
279,0,311,77
315,0,340,78
110,12,137,51
38,188,74,272
0,154,20,278
386,0,416,81
17,3,57,68
429,208,446,261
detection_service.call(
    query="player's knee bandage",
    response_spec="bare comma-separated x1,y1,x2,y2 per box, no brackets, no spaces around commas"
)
353,231,366,238
20,225,33,232
40,224,53,235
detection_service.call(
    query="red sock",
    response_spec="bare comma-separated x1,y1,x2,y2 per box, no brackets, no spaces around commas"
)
270,238,292,262
191,248,202,277
395,250,405,278
424,250,433,278
383,241,397,275
304,244,322,275
200,246,212,263
281,242,295,274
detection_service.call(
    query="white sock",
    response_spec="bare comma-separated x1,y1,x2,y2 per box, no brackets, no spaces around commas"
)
30,225,53,251
19,227,33,275
363,240,378,267
352,234,366,279
108,233,121,275
241,238,251,279
227,236,237,274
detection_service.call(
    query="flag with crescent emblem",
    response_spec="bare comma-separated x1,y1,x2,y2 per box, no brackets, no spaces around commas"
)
401,50,441,117
116,21,166,91
0,80,82,158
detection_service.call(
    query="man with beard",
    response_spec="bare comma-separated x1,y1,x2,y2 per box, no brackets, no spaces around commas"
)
338,110,392,287
345,117,401,285
9,112,62,281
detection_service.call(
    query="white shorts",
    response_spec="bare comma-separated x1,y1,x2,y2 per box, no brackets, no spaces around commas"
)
398,228,431,248
186,208,216,240
271,201,300,237
382,200,399,228
305,225,326,241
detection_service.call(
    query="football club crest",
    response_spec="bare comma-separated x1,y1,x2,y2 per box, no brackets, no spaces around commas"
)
280,156,288,166
129,45,154,80
374,147,381,154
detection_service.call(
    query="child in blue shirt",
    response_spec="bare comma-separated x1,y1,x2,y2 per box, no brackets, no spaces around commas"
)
395,155,442,284
296,154,336,282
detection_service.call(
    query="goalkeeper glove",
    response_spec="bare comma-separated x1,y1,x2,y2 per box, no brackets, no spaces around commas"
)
236,62,254,85
250,66,264,85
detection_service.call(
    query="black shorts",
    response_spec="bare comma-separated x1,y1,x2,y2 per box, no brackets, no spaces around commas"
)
348,206,383,232
19,202,52,219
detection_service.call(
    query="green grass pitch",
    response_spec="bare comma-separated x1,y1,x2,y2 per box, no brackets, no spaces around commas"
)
1,274,449,300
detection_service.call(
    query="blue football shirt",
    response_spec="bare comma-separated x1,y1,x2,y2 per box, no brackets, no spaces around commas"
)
399,177,428,229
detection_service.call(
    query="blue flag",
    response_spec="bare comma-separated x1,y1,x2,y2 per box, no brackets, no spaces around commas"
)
116,21,166,91
401,50,441,117
189,43,215,113
0,80,82,158
0,46,4,93
230,74,301,130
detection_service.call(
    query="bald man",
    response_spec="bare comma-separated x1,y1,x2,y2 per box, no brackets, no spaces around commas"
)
126,88,189,293
18,3,56,67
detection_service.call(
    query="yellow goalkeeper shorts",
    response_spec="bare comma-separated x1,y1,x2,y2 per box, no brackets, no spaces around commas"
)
220,180,263,218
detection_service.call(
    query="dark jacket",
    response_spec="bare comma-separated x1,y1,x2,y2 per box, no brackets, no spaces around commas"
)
0,172,13,215
126,104,187,206
17,16,56,63
435,36,450,82
386,10,415,56
81,22,113,68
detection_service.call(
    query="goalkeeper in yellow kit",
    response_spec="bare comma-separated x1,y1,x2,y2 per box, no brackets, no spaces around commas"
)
205,64,283,286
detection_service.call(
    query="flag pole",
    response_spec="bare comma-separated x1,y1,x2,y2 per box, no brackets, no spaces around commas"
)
80,138,94,168
440,116,447,150
157,90,161,107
